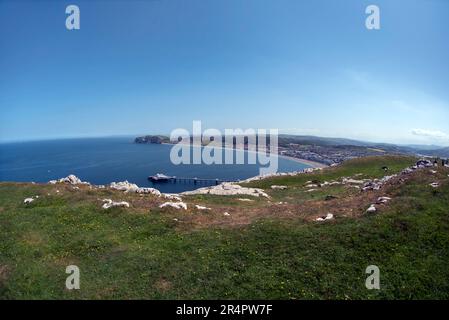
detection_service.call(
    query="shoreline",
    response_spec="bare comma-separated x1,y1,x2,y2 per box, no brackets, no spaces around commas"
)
161,141,328,169
277,154,328,169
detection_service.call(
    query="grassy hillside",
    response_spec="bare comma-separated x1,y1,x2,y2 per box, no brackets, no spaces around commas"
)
1,156,449,299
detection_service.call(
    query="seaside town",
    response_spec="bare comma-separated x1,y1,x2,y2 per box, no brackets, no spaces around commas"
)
135,134,449,166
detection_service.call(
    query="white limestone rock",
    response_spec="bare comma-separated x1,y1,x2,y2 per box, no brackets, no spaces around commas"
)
49,174,89,185
430,182,439,188
343,178,366,185
366,204,377,213
377,196,392,204
23,198,34,204
182,182,269,198
136,187,161,196
195,205,211,210
271,185,287,190
102,199,130,209
316,213,334,222
162,193,182,202
159,201,187,210
109,181,139,192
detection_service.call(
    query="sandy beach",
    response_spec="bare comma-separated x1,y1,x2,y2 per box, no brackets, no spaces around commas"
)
277,154,328,169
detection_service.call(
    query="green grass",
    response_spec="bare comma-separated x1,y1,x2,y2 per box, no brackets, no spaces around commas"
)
245,155,416,189
1,156,449,299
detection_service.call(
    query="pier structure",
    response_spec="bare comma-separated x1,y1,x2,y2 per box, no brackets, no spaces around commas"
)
148,175,232,185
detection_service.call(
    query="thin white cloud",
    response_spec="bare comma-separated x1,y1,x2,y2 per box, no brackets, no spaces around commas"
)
411,129,449,139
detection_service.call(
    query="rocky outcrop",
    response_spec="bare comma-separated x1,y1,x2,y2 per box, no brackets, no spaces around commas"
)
49,174,89,185
182,182,269,198
241,167,323,183
109,181,139,192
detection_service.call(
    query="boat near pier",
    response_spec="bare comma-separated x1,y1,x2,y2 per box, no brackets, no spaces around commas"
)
148,173,232,185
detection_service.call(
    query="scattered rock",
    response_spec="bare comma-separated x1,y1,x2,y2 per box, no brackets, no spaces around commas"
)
366,204,377,213
159,202,187,210
237,198,254,202
23,198,34,204
136,187,161,196
271,185,287,190
325,195,338,201
361,175,397,192
377,196,392,204
316,213,334,222
162,194,182,202
430,170,437,174
102,199,130,209
416,159,433,168
195,205,211,210
223,212,230,216
343,178,365,185
430,182,439,188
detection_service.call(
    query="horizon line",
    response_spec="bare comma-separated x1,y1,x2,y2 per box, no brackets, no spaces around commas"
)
1,133,448,149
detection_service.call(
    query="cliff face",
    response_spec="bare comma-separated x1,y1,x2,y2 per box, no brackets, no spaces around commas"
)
134,135,169,144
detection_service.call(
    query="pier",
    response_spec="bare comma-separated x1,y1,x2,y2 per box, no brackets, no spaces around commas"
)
148,174,233,185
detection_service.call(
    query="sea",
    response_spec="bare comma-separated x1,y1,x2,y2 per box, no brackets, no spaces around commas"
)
0,137,311,193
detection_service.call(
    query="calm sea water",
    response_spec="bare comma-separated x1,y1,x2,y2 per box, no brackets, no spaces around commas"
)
0,137,311,193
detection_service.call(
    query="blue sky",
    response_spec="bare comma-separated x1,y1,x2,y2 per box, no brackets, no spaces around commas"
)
1,0,448,145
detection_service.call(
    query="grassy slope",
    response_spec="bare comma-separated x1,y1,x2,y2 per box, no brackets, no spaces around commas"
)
1,156,449,299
